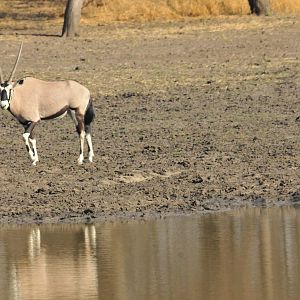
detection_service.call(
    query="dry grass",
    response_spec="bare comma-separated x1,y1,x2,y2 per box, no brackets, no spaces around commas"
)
82,0,300,22
0,0,300,27
270,0,300,14
83,0,250,22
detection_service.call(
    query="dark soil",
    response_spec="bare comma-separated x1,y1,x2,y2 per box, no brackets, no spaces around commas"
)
0,16,299,224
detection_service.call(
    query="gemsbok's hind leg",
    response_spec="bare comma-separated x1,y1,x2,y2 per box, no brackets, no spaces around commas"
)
68,109,78,127
68,109,85,164
75,111,85,164
69,100,94,164
78,130,85,164
85,126,94,162
84,101,95,162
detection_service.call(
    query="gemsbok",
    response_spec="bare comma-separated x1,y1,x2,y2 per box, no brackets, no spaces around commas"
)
0,42,95,165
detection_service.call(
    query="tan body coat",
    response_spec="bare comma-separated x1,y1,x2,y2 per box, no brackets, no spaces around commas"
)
10,77,90,123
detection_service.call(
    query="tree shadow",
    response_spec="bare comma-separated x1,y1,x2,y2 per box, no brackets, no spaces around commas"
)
0,32,62,38
16,33,62,38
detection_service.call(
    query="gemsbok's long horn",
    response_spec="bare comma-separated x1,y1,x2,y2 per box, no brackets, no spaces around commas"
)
0,68,4,84
8,42,23,83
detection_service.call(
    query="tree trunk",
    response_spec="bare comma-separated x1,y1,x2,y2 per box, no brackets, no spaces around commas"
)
62,0,84,37
248,0,271,16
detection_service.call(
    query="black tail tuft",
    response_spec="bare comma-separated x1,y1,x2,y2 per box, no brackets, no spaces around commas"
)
84,99,95,134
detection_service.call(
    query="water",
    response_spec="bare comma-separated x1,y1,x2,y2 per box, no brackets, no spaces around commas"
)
1,206,300,300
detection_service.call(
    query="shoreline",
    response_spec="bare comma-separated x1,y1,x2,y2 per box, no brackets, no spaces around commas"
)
0,200,296,225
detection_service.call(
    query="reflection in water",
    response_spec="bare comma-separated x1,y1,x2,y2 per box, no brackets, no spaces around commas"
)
1,207,300,300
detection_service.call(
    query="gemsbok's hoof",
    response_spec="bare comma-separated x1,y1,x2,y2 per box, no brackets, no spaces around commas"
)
78,155,84,165
88,154,94,163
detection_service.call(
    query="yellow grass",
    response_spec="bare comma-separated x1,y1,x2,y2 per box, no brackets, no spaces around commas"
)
270,0,300,13
0,0,300,26
82,0,300,22
83,0,250,22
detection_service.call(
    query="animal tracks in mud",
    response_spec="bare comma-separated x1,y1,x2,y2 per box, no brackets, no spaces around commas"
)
101,170,182,185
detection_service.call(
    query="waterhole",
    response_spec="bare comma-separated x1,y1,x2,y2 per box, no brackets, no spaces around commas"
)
1,206,300,300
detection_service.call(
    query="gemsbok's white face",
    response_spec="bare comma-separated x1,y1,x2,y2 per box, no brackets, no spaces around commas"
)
0,82,13,110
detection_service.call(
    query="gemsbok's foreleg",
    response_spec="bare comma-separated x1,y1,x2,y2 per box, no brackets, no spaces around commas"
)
85,131,94,162
29,137,38,165
23,121,39,165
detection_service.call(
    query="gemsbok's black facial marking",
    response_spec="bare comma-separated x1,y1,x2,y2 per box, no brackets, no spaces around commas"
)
1,89,8,102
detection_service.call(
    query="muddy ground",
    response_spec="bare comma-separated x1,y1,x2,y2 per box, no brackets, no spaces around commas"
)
0,16,299,224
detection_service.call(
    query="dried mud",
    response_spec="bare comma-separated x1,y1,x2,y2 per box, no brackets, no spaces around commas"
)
0,16,299,224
